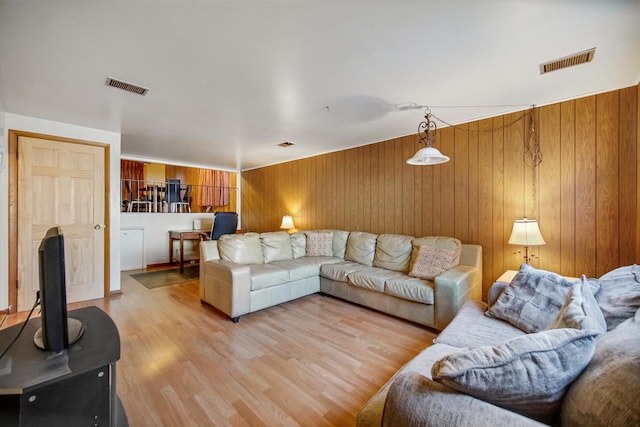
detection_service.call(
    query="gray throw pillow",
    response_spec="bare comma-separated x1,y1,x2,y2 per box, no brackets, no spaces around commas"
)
548,274,606,334
432,328,599,424
562,308,640,426
597,264,640,331
485,264,575,333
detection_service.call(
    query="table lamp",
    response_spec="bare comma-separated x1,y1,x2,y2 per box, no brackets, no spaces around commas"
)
280,215,295,231
508,218,545,264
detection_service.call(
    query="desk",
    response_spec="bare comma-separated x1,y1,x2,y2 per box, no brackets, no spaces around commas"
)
0,307,127,426
169,229,208,272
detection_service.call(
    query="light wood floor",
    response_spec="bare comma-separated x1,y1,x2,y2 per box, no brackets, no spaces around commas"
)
3,270,436,427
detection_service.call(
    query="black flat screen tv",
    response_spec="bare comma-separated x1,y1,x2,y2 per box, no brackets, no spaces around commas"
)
33,226,84,352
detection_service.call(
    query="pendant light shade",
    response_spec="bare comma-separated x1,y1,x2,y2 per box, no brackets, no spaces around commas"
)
406,146,450,165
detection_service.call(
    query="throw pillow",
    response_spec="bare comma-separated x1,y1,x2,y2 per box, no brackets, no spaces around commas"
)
548,274,606,333
485,263,575,333
562,308,640,426
597,264,640,330
411,236,462,269
305,231,333,257
408,245,457,280
431,328,599,424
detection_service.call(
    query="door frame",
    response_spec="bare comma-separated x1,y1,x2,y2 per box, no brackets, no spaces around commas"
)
8,130,111,313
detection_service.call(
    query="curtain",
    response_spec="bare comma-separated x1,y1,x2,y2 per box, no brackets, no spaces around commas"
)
195,169,230,209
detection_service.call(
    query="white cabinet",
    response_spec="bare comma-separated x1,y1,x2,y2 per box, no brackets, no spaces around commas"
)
120,228,145,270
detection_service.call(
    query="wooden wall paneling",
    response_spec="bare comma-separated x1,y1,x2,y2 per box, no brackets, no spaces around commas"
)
574,96,597,276
467,121,480,244
618,86,637,265
595,91,620,275
421,141,433,237
362,145,372,233
391,138,402,234
407,135,422,237
454,125,469,243
326,152,336,229
477,118,494,298
368,145,379,234
382,140,395,232
358,145,367,231
439,127,455,237
560,100,577,276
401,136,414,236
503,112,526,271
491,116,505,284
335,151,345,231
637,82,640,263
537,104,562,273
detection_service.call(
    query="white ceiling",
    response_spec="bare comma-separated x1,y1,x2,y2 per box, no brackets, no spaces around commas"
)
1,1,639,171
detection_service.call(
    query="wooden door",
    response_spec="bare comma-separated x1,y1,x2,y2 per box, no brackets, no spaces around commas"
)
17,136,106,311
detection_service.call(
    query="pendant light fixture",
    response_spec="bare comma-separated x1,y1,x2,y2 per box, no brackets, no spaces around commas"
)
406,108,450,165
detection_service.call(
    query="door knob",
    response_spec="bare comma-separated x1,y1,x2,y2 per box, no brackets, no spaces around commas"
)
94,224,107,230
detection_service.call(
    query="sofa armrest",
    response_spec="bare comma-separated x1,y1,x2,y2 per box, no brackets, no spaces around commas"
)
434,264,482,330
199,259,251,320
382,372,547,427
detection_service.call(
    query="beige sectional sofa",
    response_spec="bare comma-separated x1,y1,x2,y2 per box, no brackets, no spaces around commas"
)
199,229,482,329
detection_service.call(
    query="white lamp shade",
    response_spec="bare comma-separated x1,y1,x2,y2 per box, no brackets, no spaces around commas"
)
406,146,450,165
508,218,545,246
280,215,295,229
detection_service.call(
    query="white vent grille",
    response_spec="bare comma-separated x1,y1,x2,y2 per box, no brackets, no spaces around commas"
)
105,77,149,95
539,48,596,74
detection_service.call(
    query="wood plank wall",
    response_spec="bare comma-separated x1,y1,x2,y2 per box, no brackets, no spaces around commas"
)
241,85,639,299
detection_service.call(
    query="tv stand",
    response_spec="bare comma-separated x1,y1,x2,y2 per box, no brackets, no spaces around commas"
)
33,317,85,351
0,307,127,427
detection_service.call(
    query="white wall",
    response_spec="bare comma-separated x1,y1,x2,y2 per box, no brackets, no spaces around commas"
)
0,112,121,310
121,212,214,267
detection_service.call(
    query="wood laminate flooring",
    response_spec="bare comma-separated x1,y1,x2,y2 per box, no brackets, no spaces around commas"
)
2,269,436,426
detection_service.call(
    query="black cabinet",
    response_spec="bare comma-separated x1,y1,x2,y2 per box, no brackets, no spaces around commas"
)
0,307,127,426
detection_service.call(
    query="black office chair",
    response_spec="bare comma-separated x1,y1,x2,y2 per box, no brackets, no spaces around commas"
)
205,212,238,240
164,179,182,212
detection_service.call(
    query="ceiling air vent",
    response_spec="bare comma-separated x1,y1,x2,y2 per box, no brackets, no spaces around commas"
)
105,77,149,95
539,48,596,75
278,141,295,147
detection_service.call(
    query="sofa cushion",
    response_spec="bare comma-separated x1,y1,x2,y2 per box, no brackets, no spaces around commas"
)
373,234,414,272
548,275,606,333
431,328,599,424
347,267,406,293
408,245,457,280
249,263,291,291
385,277,435,304
218,232,263,264
562,308,640,426
485,264,574,333
435,301,525,348
319,229,350,258
305,231,333,256
345,231,377,266
320,261,367,283
290,232,306,259
260,231,293,263
412,236,462,268
597,264,640,331
271,258,320,282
